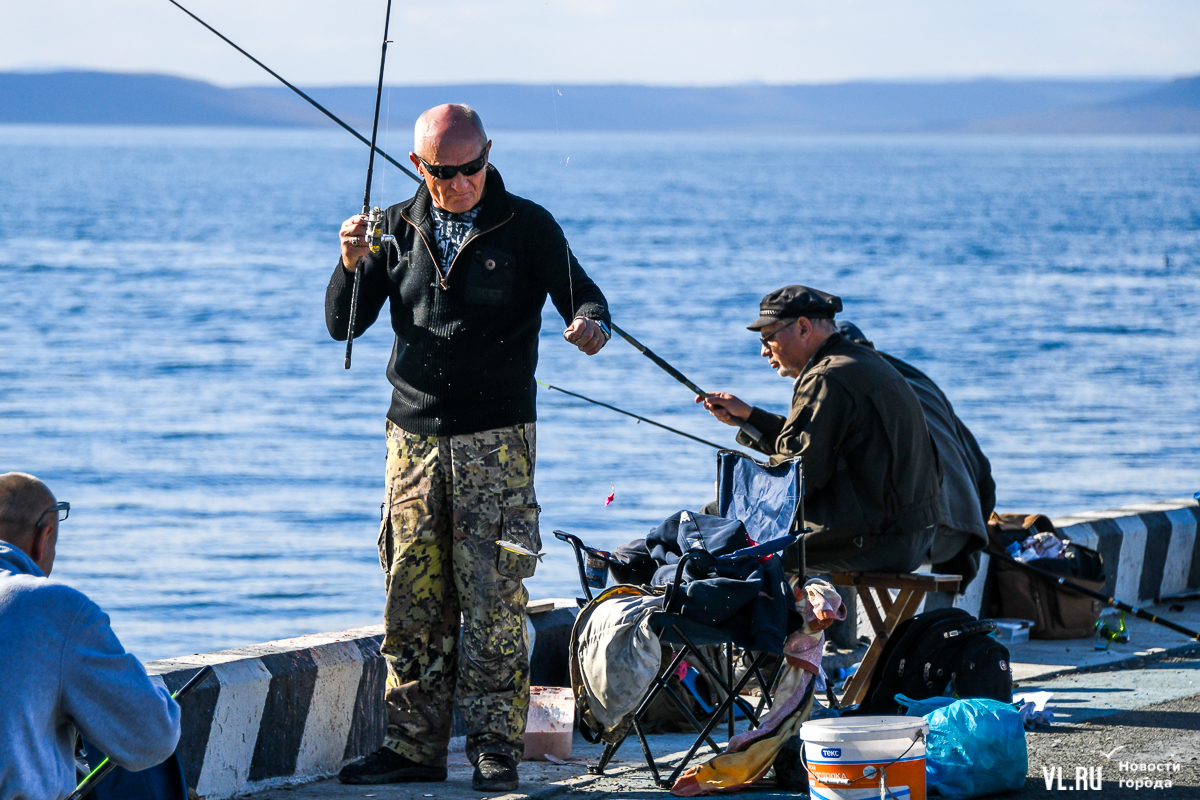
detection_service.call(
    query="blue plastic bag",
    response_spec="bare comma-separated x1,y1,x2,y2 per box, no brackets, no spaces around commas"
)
925,698,1028,799
895,693,956,717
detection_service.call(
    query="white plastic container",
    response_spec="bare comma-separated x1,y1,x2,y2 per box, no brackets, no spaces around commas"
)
992,618,1034,644
523,686,575,761
800,716,928,800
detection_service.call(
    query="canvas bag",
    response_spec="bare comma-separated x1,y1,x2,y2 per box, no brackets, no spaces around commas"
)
988,512,1106,639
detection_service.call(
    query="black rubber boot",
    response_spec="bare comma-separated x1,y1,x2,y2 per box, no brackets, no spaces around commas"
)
472,753,519,792
338,747,448,785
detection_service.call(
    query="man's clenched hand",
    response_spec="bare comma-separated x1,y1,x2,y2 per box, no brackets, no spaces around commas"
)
697,392,752,426
339,214,370,272
564,318,607,356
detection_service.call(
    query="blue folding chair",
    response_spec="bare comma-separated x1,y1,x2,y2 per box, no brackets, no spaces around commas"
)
555,450,805,788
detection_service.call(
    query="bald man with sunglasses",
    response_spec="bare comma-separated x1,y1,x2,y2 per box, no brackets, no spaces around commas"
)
328,104,610,790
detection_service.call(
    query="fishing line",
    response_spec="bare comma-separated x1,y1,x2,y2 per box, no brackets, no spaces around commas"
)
166,0,420,184
345,0,395,370
548,83,577,329
537,380,744,453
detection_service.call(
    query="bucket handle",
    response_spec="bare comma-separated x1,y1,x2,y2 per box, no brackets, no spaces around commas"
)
800,730,924,797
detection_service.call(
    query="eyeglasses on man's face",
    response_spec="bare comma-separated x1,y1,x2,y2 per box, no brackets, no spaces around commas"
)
759,319,798,347
415,146,489,180
35,501,69,528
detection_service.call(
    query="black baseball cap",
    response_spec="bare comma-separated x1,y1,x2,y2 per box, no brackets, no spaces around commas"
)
746,285,843,331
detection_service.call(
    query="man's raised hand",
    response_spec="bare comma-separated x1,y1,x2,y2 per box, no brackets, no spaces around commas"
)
339,214,371,272
563,318,607,356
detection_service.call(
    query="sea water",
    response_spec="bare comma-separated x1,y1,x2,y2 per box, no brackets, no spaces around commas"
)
1,126,1197,660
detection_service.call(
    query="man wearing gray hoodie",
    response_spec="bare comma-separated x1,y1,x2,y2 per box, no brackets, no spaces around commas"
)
0,472,181,800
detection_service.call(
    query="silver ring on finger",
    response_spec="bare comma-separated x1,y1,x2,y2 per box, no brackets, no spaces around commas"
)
349,236,359,246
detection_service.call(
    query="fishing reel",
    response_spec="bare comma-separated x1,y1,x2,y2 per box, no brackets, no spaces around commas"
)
1093,612,1129,650
365,206,384,254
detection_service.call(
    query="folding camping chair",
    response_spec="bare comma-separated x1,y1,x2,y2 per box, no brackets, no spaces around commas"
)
555,450,805,789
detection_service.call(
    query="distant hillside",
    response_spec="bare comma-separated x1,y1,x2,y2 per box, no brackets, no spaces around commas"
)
964,75,1200,133
0,71,316,126
2,71,1198,133
254,79,1170,134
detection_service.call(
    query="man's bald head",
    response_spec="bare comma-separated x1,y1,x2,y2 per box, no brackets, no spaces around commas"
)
413,104,488,160
0,472,55,547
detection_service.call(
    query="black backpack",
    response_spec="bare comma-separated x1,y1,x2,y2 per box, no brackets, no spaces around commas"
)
859,607,1012,715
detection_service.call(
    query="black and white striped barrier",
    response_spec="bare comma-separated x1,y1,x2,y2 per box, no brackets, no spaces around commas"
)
144,602,578,799
852,496,1200,633
1052,496,1200,604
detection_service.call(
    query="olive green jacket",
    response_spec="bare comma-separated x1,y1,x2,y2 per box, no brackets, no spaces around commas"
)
738,333,943,569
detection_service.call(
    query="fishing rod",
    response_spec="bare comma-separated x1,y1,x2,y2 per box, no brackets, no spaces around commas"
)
166,0,420,184
344,0,394,370
609,323,764,444
68,665,216,800
537,380,738,452
987,548,1200,641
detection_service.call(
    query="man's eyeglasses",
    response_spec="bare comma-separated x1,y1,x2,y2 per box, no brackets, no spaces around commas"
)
35,501,69,528
414,147,488,180
759,319,798,346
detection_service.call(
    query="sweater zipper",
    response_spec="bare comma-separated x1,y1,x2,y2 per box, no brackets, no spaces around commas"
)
402,209,515,290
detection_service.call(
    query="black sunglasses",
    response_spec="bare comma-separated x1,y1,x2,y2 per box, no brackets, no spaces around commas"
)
759,319,798,346
415,147,488,180
35,501,69,528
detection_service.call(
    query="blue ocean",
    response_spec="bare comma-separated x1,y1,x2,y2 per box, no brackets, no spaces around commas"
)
2,126,1197,660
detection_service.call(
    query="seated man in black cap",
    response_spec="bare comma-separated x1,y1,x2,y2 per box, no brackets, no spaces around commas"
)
699,285,942,574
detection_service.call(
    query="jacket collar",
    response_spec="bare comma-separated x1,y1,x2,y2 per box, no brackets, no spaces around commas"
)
801,331,845,377
404,165,511,232
0,541,45,579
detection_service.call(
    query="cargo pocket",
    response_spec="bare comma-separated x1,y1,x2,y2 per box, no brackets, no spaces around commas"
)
377,510,392,574
496,504,541,580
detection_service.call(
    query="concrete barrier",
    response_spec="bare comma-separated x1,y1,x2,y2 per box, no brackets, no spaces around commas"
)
852,496,1200,636
144,602,578,799
1052,497,1200,603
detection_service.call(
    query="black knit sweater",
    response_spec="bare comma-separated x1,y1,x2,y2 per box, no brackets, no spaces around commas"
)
326,166,610,436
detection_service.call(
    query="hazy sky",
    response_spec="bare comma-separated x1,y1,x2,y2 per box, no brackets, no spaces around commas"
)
5,1,1199,87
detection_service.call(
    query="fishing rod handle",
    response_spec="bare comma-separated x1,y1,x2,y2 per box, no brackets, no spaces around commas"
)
68,666,216,800
344,262,364,369
174,664,215,701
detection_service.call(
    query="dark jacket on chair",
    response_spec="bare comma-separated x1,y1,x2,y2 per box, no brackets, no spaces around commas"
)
737,333,943,573
612,512,795,652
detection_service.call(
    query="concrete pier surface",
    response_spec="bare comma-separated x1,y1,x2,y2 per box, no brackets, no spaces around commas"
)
157,495,1198,798
245,650,1200,800
241,605,1200,800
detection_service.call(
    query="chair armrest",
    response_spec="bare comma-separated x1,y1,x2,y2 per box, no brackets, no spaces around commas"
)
665,551,700,614
553,530,596,602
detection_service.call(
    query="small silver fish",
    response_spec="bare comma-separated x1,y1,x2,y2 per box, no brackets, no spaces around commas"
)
496,540,546,561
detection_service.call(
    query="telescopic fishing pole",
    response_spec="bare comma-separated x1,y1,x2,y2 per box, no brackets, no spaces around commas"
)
609,323,764,444
68,665,216,800
344,0,395,370
166,0,420,184
987,548,1200,641
537,380,740,452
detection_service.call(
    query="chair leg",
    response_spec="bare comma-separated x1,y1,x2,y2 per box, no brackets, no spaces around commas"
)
589,737,622,775
632,717,664,788
663,650,771,788
589,646,688,775
754,655,784,716
673,631,765,729
840,588,927,706
726,645,735,739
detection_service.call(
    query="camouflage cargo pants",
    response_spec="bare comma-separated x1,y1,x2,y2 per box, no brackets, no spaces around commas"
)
378,419,541,767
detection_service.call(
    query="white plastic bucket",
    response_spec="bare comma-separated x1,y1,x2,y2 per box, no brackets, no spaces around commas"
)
524,686,575,761
800,716,928,800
